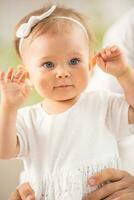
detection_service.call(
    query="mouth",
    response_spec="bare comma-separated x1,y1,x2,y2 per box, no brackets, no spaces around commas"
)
54,85,73,88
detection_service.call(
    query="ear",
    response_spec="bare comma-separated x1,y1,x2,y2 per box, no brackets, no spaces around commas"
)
17,64,30,79
88,62,91,70
90,56,96,69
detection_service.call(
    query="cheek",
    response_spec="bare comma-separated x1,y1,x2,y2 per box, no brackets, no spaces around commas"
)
29,70,53,94
74,67,89,89
29,69,49,84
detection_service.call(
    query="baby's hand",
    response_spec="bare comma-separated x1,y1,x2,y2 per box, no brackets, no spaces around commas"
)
95,45,129,78
0,67,30,109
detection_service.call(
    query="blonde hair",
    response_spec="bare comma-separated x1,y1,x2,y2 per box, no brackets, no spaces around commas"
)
14,3,94,58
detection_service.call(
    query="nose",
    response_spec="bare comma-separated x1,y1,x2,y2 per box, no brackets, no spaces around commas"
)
55,66,71,79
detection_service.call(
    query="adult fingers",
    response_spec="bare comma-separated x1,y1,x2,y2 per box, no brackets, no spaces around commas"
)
8,189,22,200
104,175,134,200
86,179,127,200
109,192,134,200
104,188,133,200
25,195,35,200
88,168,130,187
17,182,35,200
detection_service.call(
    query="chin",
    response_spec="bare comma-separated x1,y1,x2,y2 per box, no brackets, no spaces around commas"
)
54,93,77,102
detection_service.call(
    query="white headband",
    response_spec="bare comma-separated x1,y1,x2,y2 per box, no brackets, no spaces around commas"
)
16,5,89,54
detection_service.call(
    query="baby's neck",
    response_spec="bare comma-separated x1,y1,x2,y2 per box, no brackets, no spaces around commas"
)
42,96,80,115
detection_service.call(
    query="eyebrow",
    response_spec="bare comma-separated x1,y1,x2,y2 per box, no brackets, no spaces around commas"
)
38,56,53,61
38,53,83,61
70,53,83,57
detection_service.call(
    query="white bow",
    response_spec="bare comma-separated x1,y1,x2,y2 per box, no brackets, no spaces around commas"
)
16,5,56,39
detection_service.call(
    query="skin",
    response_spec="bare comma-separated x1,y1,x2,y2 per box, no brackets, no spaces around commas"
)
2,22,134,200
21,24,91,114
85,168,134,200
9,182,35,200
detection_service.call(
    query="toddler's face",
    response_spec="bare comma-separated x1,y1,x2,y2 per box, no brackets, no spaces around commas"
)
22,24,91,101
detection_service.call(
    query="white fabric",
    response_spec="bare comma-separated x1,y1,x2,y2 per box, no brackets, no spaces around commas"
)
16,5,57,39
89,8,134,174
16,5,56,53
15,90,134,200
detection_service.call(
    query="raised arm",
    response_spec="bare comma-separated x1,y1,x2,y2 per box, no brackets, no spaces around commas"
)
0,67,29,159
118,67,134,124
94,45,134,124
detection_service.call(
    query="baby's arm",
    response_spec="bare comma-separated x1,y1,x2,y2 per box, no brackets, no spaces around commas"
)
94,45,134,124
0,67,29,159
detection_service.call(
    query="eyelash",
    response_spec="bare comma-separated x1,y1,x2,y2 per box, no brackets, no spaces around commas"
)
41,58,81,70
69,58,81,66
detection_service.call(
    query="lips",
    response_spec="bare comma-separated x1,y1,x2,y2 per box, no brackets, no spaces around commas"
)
54,80,73,88
54,84,73,88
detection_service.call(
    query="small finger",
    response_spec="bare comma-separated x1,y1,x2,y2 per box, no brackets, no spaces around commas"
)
100,49,107,59
105,48,112,57
5,67,14,81
110,46,122,58
0,71,5,83
12,70,24,82
18,72,27,83
17,64,25,71
110,45,118,52
95,52,101,57
96,56,105,69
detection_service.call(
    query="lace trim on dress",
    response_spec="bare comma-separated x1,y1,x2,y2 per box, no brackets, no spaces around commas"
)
27,155,120,200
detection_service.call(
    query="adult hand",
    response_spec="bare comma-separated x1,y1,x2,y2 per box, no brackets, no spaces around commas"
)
83,168,134,200
8,182,35,200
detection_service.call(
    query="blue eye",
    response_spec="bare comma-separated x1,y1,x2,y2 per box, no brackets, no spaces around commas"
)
42,62,54,69
69,58,80,66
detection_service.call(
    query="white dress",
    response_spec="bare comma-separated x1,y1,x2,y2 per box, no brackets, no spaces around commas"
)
16,90,133,200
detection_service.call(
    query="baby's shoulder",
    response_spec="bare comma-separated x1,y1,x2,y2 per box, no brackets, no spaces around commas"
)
17,102,42,120
82,90,123,112
83,89,112,103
